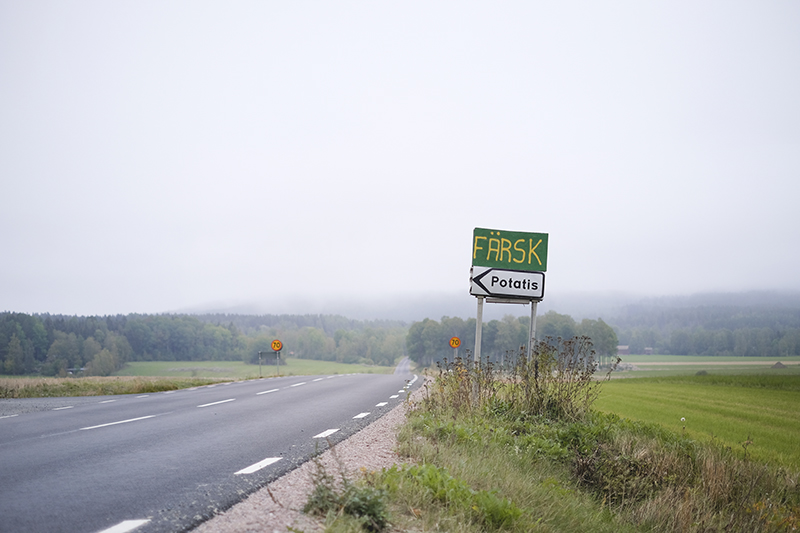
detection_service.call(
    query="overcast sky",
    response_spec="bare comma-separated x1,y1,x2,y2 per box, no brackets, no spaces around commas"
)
1,1,799,319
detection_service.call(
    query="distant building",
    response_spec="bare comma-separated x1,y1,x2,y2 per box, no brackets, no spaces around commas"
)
617,345,630,355
644,347,654,355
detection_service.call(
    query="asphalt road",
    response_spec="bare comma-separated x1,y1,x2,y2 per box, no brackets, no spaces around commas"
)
0,371,419,533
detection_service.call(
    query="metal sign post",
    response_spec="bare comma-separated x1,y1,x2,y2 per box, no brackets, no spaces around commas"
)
258,351,263,378
271,340,283,377
474,297,484,364
527,301,538,362
449,337,461,360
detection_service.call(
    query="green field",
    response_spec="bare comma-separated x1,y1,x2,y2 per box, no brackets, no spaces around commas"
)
595,374,800,468
114,358,397,379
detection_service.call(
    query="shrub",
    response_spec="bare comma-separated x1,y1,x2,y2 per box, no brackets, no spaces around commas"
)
303,454,389,532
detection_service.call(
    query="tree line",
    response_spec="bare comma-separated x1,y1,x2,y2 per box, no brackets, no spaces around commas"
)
405,312,618,367
611,299,800,356
0,312,408,377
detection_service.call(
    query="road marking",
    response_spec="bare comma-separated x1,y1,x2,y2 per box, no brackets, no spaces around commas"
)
97,519,151,533
375,402,388,407
290,382,306,388
389,395,399,399
198,399,236,408
353,412,370,419
235,456,282,475
53,406,73,410
164,390,176,394
312,378,323,382
80,415,156,431
99,400,116,404
398,390,405,393
136,395,149,398
313,429,339,439
0,414,19,419
256,389,279,395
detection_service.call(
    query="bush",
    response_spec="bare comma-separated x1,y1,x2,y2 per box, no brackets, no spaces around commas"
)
303,455,389,532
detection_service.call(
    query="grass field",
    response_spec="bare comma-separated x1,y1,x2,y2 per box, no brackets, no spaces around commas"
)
595,374,800,468
113,358,397,379
614,355,800,378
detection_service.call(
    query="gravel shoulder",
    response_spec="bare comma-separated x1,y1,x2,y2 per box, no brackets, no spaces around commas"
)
192,384,425,533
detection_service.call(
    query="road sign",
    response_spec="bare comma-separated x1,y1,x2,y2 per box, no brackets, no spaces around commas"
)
470,266,545,300
271,339,283,351
449,337,461,349
472,227,548,272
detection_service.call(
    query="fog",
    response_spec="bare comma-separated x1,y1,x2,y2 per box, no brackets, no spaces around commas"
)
2,2,799,320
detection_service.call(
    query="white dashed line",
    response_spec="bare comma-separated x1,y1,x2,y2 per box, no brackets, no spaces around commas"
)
136,395,149,398
312,378,324,382
52,406,73,411
256,389,279,395
375,402,388,407
99,400,116,404
198,399,236,408
97,519,151,533
235,457,282,475
390,395,399,399
80,415,156,431
0,414,19,419
313,429,339,439
353,412,370,419
290,382,306,388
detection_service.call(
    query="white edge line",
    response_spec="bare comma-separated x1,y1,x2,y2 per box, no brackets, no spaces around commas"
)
197,398,236,408
313,429,339,439
96,518,151,533
235,456,282,475
81,415,156,431
256,389,279,395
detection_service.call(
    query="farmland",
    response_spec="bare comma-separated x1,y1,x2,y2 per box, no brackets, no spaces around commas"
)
597,357,800,468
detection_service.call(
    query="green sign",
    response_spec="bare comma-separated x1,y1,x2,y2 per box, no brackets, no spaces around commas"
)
472,227,548,272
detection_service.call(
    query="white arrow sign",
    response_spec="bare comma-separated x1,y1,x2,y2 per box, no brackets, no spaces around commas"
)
470,266,545,300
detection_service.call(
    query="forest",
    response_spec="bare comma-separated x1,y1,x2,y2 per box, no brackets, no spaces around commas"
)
0,312,407,377
611,300,800,356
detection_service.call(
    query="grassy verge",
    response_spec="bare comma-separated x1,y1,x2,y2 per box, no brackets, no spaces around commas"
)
305,340,800,532
1,358,397,398
0,375,227,398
